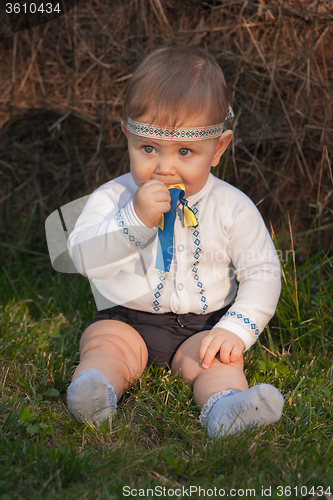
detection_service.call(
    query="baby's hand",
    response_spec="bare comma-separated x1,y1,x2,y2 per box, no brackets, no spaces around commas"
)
199,328,245,369
134,180,171,228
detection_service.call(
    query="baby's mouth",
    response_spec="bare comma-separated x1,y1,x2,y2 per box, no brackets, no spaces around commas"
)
165,183,186,206
166,182,186,193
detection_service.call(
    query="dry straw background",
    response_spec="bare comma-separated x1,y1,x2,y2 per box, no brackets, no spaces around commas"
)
0,0,332,252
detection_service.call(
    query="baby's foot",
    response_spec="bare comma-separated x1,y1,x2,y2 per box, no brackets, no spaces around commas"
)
200,384,284,438
67,368,117,426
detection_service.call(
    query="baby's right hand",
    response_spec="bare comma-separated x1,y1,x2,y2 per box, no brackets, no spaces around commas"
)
133,180,171,228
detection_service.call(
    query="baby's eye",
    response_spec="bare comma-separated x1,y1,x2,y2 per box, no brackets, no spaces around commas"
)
179,148,192,157
143,145,156,154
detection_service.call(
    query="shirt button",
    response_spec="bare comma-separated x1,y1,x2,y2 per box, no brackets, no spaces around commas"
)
177,283,184,290
177,245,184,252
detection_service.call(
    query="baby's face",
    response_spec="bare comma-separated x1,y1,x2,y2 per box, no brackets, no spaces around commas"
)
124,111,231,197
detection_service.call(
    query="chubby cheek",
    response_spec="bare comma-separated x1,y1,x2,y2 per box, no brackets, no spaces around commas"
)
130,173,142,187
129,154,153,186
183,172,206,196
131,171,149,187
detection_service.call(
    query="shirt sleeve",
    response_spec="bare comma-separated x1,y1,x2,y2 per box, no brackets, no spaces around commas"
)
67,186,156,279
214,192,281,351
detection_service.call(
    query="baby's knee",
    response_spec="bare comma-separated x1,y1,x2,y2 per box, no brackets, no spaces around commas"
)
172,351,244,386
81,334,126,359
80,329,148,376
171,351,200,385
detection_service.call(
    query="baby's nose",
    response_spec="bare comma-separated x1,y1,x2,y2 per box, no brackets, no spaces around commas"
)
155,156,175,175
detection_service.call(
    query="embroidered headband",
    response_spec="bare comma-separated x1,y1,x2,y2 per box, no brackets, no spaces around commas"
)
126,105,234,141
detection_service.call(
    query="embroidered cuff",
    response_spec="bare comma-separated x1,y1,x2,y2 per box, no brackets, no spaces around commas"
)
118,200,156,247
215,311,261,351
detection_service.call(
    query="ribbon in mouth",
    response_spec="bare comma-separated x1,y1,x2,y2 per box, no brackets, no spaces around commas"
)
155,183,198,273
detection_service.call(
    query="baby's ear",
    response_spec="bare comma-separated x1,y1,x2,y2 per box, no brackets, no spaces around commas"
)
121,121,128,137
212,130,233,166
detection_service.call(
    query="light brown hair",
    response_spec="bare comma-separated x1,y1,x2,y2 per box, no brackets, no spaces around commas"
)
122,46,230,127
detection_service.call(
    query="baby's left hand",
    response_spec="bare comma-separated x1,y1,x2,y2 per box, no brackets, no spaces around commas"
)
199,328,245,369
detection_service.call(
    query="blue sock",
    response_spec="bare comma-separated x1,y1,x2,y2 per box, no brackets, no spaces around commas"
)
67,368,117,426
200,384,284,438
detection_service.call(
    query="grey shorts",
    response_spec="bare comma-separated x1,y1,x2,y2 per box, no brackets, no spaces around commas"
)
87,304,230,367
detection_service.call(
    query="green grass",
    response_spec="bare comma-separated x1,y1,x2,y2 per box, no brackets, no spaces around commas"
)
0,226,333,500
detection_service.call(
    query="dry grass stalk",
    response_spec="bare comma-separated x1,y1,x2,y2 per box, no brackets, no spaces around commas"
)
0,0,332,252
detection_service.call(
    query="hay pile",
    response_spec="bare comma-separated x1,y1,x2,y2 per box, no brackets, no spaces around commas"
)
0,0,332,252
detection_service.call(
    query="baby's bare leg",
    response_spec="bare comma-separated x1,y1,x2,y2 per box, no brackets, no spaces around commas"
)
171,330,247,410
73,320,148,398
68,320,148,425
172,331,284,437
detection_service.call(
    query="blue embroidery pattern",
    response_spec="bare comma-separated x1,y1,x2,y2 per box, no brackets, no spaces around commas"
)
190,203,208,315
224,311,260,337
115,210,143,248
152,270,166,313
115,209,166,313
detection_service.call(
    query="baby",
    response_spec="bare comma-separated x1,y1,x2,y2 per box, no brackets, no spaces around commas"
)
66,46,284,438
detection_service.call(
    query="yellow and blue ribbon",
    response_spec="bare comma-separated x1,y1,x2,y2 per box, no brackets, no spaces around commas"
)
155,183,198,272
